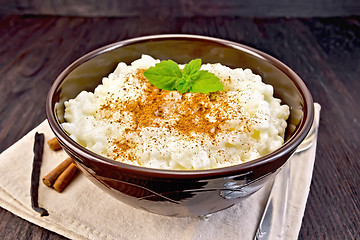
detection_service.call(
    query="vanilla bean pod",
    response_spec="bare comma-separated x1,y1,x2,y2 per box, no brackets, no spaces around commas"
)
30,132,49,216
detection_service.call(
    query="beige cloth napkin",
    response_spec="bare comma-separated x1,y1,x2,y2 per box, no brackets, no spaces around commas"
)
0,104,320,240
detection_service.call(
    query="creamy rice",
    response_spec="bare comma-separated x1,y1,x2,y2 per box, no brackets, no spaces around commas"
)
62,55,290,170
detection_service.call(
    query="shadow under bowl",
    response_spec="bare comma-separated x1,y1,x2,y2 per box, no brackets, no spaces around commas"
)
46,34,314,217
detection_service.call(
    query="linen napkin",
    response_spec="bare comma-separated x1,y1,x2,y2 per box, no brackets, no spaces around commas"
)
0,104,320,240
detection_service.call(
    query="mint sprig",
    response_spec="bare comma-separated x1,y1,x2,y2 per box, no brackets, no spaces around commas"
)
143,59,224,94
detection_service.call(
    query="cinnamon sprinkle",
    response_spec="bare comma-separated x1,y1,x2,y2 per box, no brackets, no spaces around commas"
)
100,69,234,137
98,69,253,161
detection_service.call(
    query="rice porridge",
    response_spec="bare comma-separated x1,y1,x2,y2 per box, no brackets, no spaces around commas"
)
61,55,290,170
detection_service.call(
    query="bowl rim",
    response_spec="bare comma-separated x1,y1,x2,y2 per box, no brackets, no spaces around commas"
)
46,34,314,179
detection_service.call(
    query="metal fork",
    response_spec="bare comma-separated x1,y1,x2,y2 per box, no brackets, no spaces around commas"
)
254,103,320,240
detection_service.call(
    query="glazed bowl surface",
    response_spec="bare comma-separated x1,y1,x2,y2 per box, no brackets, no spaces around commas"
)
46,34,314,217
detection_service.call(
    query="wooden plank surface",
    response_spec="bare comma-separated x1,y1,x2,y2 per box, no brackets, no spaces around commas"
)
0,15,359,239
0,0,360,17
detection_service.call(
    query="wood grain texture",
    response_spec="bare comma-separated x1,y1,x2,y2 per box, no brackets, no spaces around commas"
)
0,15,359,239
0,0,360,17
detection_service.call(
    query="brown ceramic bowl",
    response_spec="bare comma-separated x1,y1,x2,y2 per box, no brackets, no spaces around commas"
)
46,34,314,217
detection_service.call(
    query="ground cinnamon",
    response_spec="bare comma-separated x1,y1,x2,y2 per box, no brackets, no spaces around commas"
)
100,69,234,161
42,157,73,187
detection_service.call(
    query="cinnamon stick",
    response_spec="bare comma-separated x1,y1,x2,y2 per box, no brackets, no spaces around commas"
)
53,163,78,193
42,157,73,187
47,137,62,151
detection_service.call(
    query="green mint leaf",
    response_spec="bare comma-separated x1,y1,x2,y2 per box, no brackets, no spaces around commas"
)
190,70,224,94
143,58,223,94
174,59,202,94
175,77,193,94
143,60,182,91
182,59,201,77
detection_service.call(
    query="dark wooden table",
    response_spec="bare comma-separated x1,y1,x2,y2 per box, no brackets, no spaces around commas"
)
0,15,359,239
